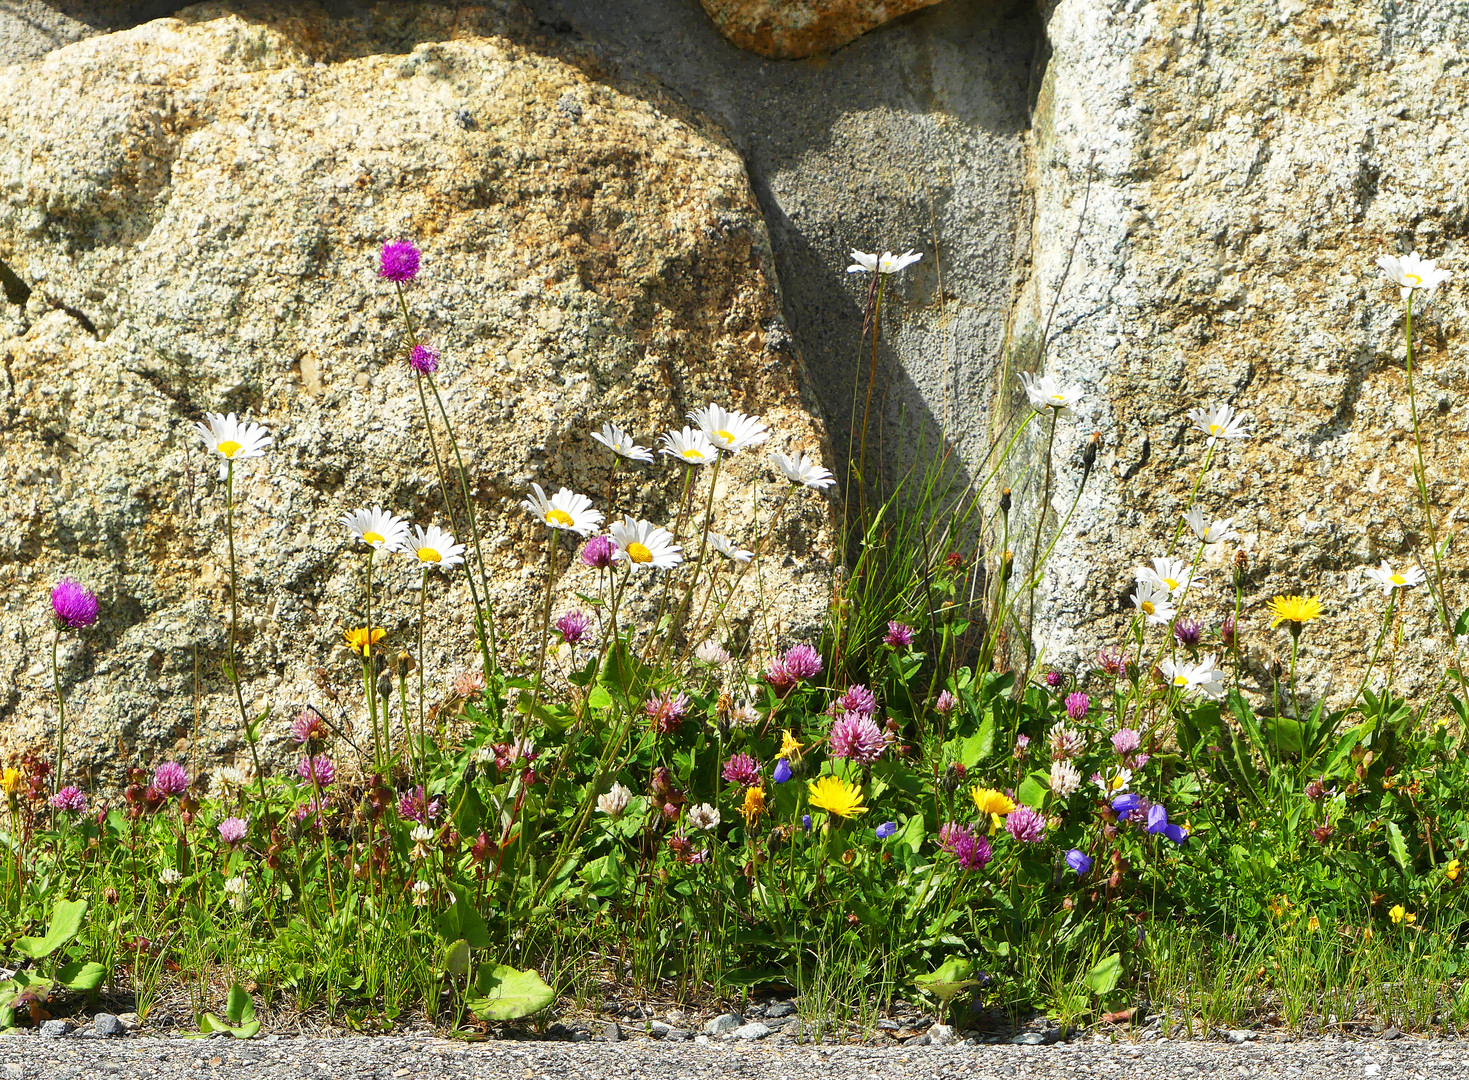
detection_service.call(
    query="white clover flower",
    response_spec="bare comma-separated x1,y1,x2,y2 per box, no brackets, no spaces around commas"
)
410,824,436,860
411,880,432,906
705,531,753,563
159,868,183,887
474,743,497,765
690,404,769,453
1019,372,1082,414
1377,251,1452,303
1135,556,1192,598
1160,653,1226,700
1182,508,1235,544
1363,560,1426,597
730,700,761,728
223,874,249,910
597,782,633,817
659,426,719,466
1048,721,1086,760
1130,580,1176,626
591,422,655,463
686,803,721,832
521,483,604,537
846,249,922,275
195,412,272,480
771,451,835,490
342,505,410,555
1186,403,1248,446
209,764,252,799
695,640,731,667
608,516,682,570
1049,760,1082,798
400,523,465,571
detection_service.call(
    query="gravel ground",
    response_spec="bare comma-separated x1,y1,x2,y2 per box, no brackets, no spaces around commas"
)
0,1035,1464,1079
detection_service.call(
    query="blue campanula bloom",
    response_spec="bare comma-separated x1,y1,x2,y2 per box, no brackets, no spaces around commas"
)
1065,849,1092,874
875,821,897,841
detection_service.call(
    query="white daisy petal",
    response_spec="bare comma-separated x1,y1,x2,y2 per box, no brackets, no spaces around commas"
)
688,403,769,453
590,422,654,463
400,523,465,571
521,483,604,537
341,505,410,553
1134,556,1192,598
1130,580,1176,626
195,412,273,463
771,451,835,489
1363,559,1425,597
705,531,754,563
1377,251,1452,303
1018,372,1082,414
1185,403,1249,446
659,426,719,466
608,515,682,570
1183,508,1235,544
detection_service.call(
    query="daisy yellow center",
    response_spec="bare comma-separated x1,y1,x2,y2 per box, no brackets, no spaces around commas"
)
1406,272,1423,285
217,439,242,458
1209,423,1225,435
1051,394,1066,403
627,541,653,564
1163,577,1180,590
1108,776,1126,791
417,546,442,564
362,530,384,545
1141,600,1155,615
545,509,574,527
682,448,705,461
1390,573,1406,586
1173,674,1189,687
715,429,736,444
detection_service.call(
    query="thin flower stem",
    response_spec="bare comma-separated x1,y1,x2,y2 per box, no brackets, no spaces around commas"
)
224,462,269,813
51,628,65,797
656,454,723,672
855,274,886,523
527,532,559,729
1353,593,1398,707
418,567,429,776
362,549,381,769
1023,410,1060,680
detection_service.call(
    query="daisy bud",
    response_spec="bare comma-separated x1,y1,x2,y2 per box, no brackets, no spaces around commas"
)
1001,550,1014,581
1083,432,1100,469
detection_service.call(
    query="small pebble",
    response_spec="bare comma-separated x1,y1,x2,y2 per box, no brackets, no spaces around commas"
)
93,1014,125,1038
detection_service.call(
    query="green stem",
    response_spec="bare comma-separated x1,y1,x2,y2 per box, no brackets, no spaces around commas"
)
1353,593,1398,707
224,461,269,813
363,549,381,769
51,629,65,797
419,567,429,777
527,531,559,730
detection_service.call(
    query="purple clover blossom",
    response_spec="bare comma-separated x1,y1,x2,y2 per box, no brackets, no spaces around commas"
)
884,621,914,648
297,755,337,788
722,753,760,787
581,535,616,569
773,758,793,784
409,344,440,375
1146,804,1188,845
152,762,189,796
829,712,886,765
1044,670,1064,689
1173,618,1203,648
218,817,248,844
556,610,593,646
934,690,956,714
1112,728,1142,756
397,785,441,824
644,690,691,734
296,794,329,828
290,709,328,746
48,786,87,814
875,821,897,841
764,658,799,696
834,684,878,716
1012,734,1031,760
783,643,823,680
1004,805,1046,844
51,578,99,630
1111,793,1142,821
378,239,420,282
939,822,992,871
1065,691,1089,720
1066,848,1092,874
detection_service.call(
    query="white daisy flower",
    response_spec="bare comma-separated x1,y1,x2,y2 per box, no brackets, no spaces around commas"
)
608,515,682,570
659,426,719,466
597,782,632,817
1130,580,1176,625
341,505,410,553
846,249,923,275
590,422,654,464
1161,653,1226,699
1182,508,1235,544
521,483,604,537
1377,251,1452,303
1135,556,1193,598
690,404,769,453
401,524,465,571
1186,403,1248,446
1019,372,1083,413
1050,760,1081,798
195,412,272,480
686,803,721,831
705,531,753,563
1093,766,1133,794
771,451,835,489
1363,560,1425,596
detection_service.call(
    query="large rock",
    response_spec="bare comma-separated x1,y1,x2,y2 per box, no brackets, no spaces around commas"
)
1016,0,1469,701
696,0,947,59
0,1,836,783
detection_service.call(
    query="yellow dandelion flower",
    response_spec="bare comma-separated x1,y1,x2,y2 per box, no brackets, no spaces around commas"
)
1269,595,1323,630
780,730,805,762
1447,859,1461,882
1,768,21,795
345,626,387,657
741,785,766,825
807,775,867,818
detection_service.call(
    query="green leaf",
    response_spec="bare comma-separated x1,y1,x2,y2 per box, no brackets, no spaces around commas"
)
226,983,257,1027
1455,607,1469,637
1017,771,1048,810
1387,821,1410,873
13,899,86,960
193,984,260,1040
466,964,556,1021
443,939,471,979
587,686,613,711
913,957,977,1004
577,854,624,898
1083,952,1123,996
56,961,107,993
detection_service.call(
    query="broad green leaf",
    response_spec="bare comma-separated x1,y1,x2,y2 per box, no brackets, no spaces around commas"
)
225,983,256,1027
1387,821,1410,873
466,964,555,1021
913,957,977,1003
587,686,613,711
578,854,623,898
443,939,471,979
13,899,87,960
1018,771,1048,810
57,961,106,993
1455,607,1469,637
1083,952,1123,996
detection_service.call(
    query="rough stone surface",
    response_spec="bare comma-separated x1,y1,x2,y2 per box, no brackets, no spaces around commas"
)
695,0,946,59
732,1021,772,1040
704,1013,742,1035
1013,0,1469,699
92,1013,124,1038
0,1,836,782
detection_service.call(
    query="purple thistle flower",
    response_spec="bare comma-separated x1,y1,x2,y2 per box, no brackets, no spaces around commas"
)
218,817,248,844
51,578,99,630
581,535,617,569
834,684,878,716
783,644,823,680
1005,805,1046,844
722,753,760,787
1146,803,1188,845
829,712,886,765
939,822,992,871
934,689,956,715
556,610,593,646
48,786,87,814
152,762,189,796
1112,728,1142,756
1065,691,1089,720
1174,618,1203,648
884,621,914,648
378,239,420,282
875,821,897,841
397,785,441,824
297,755,336,788
289,709,328,746
1066,848,1092,874
1111,793,1142,821
1044,670,1063,689
409,344,440,375
773,758,793,784
644,690,691,734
